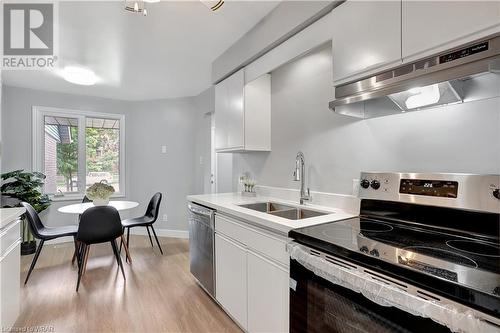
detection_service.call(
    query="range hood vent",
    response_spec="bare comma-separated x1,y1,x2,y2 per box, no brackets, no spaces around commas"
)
330,36,500,118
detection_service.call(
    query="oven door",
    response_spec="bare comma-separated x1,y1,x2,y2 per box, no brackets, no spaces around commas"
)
290,259,451,333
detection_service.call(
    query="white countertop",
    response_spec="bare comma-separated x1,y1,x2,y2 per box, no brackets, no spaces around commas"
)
0,207,25,229
187,193,357,235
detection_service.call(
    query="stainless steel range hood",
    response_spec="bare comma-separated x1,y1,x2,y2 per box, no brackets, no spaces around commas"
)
330,35,500,118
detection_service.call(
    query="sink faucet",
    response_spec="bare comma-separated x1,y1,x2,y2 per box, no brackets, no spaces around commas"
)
293,151,311,205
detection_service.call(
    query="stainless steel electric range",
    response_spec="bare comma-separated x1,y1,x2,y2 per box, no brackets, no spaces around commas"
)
289,173,500,333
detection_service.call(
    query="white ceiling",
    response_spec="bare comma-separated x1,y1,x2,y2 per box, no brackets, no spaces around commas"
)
2,1,279,100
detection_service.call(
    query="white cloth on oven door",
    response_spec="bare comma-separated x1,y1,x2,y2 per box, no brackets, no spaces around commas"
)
287,242,499,333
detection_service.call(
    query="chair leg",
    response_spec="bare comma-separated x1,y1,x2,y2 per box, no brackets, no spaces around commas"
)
120,235,132,264
76,244,86,292
82,246,90,276
150,225,163,255
111,240,126,280
146,226,154,247
76,242,85,269
24,239,45,285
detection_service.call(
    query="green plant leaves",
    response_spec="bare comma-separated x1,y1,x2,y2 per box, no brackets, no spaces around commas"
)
1,169,51,213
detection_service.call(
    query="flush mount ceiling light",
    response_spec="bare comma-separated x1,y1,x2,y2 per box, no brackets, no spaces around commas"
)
62,66,98,86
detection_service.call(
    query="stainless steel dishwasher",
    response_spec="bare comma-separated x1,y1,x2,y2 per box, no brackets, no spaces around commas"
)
188,202,216,298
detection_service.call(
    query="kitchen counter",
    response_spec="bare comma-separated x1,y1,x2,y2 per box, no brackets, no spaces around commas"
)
0,207,26,229
187,192,357,235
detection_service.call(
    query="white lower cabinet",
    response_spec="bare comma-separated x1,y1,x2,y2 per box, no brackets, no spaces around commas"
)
215,233,248,329
215,214,289,333
247,250,289,333
0,218,21,330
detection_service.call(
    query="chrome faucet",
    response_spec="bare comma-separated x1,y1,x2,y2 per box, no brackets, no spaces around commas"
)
293,151,311,205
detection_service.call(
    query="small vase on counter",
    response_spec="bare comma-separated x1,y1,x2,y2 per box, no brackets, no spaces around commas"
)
241,178,257,197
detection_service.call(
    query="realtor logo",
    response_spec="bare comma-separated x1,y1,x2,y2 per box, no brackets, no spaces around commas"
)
2,2,58,69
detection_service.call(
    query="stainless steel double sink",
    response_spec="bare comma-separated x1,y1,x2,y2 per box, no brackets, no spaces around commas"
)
238,202,328,220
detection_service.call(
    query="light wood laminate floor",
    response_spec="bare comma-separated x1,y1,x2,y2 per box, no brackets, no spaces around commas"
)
15,236,241,333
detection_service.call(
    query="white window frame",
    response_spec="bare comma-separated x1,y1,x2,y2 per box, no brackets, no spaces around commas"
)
32,106,126,201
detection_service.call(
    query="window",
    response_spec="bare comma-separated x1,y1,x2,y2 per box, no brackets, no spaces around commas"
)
33,107,125,198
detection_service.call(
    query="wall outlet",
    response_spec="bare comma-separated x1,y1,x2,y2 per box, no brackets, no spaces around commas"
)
161,145,167,154
162,214,168,221
199,156,204,165
352,179,360,195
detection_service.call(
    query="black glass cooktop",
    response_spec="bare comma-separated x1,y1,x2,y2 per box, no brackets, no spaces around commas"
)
295,216,500,274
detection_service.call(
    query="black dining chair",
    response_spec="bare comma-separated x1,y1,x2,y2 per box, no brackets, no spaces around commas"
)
21,202,78,284
75,206,126,292
120,192,163,255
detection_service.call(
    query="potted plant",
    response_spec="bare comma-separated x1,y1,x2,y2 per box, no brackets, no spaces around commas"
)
1,170,51,255
86,181,115,205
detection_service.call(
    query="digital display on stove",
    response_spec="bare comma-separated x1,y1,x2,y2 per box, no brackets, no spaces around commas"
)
399,179,458,198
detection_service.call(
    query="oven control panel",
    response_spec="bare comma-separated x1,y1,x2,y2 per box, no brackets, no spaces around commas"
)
399,179,458,198
358,172,500,213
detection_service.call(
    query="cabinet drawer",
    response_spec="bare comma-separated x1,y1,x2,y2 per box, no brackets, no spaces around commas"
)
215,214,289,267
0,220,21,258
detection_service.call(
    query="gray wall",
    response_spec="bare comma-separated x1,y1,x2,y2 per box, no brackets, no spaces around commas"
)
229,45,500,195
1,85,204,231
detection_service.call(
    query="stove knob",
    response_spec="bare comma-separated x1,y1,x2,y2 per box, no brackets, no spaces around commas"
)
360,246,369,254
369,249,380,257
371,180,381,190
493,188,500,200
360,179,370,189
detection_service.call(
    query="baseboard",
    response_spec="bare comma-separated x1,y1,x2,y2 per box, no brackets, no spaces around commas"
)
128,227,189,239
45,228,189,245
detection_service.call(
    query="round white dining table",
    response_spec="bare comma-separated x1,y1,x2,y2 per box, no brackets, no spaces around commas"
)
58,201,139,214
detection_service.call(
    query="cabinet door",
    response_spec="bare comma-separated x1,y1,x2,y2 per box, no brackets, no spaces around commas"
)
247,250,289,333
215,233,247,329
402,1,500,62
215,78,229,150
332,0,401,85
0,243,20,330
215,69,245,150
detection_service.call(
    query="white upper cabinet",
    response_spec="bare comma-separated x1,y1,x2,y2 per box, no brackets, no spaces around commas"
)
332,0,402,85
215,69,244,150
402,1,500,62
215,69,271,152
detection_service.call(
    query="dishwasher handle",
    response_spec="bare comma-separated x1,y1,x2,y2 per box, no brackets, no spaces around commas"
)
188,203,214,219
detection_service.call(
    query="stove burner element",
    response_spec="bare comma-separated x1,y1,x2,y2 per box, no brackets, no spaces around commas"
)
402,246,478,268
446,240,500,257
360,220,394,233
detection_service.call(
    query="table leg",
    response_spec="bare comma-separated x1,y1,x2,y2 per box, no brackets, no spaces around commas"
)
72,239,79,265
82,246,90,275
